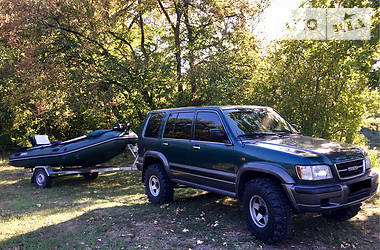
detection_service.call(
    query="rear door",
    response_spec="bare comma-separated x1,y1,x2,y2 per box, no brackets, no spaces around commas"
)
160,112,195,179
139,112,166,155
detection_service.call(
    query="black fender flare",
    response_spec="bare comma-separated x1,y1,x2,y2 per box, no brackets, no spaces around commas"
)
141,151,171,180
236,162,296,198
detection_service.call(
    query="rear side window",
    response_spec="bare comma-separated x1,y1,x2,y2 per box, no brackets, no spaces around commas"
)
163,112,194,140
163,113,177,138
144,112,165,138
195,111,228,143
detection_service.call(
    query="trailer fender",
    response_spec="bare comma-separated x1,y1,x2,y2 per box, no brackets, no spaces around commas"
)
34,166,54,176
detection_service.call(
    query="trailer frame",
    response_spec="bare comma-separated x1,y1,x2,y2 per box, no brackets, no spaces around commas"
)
18,144,139,188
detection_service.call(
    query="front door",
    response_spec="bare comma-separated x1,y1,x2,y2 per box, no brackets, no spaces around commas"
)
186,111,237,193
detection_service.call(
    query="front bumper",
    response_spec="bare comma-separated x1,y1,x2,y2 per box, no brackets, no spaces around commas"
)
284,170,378,212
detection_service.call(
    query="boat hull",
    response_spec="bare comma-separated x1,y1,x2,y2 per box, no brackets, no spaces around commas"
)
9,131,138,168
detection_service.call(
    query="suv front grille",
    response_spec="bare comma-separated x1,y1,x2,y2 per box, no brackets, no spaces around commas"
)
335,159,365,180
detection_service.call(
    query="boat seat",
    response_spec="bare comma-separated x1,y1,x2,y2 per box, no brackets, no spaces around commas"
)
30,135,51,146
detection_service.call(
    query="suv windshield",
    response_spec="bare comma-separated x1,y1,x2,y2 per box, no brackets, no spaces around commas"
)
223,108,297,138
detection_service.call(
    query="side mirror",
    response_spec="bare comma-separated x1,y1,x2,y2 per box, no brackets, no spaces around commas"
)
209,128,227,143
291,123,301,134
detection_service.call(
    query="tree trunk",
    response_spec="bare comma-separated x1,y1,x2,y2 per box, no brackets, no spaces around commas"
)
157,0,183,92
138,0,148,60
184,2,196,102
174,20,182,92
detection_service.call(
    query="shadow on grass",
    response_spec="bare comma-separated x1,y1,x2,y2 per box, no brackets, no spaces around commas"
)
0,194,245,249
1,164,379,249
281,213,380,249
0,170,144,220
1,188,379,249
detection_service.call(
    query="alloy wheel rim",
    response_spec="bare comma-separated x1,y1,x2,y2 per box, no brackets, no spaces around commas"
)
249,195,269,228
36,173,45,186
149,175,160,197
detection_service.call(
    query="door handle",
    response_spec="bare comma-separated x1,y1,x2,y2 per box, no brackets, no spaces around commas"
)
162,142,169,146
193,145,200,150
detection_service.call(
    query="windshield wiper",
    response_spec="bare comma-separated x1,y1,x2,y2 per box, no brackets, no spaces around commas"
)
237,132,279,138
271,129,301,135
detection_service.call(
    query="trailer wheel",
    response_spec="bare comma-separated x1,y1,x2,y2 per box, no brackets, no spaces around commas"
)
34,169,51,188
83,172,98,180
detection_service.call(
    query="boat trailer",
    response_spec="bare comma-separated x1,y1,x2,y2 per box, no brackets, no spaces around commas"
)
16,144,138,188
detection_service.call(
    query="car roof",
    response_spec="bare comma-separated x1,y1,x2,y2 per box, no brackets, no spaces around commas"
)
150,105,269,113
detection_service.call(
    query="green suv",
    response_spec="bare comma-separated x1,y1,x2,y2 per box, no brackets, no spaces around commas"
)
137,106,378,243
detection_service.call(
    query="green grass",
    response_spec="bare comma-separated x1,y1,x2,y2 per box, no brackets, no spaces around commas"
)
0,154,379,249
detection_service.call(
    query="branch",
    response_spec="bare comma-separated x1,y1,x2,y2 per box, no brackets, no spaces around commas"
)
45,19,108,55
127,15,139,31
157,0,175,31
108,31,136,59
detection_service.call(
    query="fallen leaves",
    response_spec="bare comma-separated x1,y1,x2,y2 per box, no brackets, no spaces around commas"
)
160,204,169,209
211,220,219,227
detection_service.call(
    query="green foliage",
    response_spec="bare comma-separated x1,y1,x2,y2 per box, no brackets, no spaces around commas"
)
0,0,378,150
246,0,379,144
368,150,380,169
255,40,378,143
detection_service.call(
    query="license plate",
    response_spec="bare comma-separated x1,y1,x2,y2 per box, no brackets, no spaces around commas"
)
349,179,371,193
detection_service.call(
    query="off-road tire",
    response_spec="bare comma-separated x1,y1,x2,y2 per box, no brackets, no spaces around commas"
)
144,164,173,204
322,203,362,221
243,178,293,244
83,172,99,180
33,169,52,188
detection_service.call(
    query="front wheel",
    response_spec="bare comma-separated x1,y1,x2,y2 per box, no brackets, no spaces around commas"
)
33,169,51,188
144,164,173,204
243,178,293,244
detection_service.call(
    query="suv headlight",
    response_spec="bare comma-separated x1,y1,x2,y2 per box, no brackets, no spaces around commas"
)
364,156,371,170
295,165,333,180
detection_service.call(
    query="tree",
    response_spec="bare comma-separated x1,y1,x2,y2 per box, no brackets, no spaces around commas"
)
250,0,379,142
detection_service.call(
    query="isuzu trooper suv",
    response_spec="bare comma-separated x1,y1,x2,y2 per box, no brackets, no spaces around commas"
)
137,106,378,243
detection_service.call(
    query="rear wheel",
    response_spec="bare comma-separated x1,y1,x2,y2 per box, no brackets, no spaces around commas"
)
144,164,173,204
243,178,293,244
322,203,362,221
34,169,51,188
83,172,98,180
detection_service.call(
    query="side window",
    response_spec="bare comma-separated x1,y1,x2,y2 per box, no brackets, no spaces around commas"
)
164,112,194,139
144,112,165,138
173,112,194,139
163,113,177,138
195,112,228,143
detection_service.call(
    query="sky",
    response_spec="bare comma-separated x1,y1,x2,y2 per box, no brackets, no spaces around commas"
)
254,0,304,42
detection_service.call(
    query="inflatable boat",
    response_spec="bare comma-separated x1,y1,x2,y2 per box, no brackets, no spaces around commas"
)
9,124,138,168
